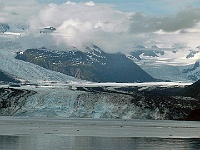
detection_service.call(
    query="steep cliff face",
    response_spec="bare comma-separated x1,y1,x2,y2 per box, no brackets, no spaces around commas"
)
1,84,199,120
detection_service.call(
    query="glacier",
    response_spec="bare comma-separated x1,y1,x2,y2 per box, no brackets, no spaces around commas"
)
0,36,83,84
0,82,198,120
0,27,199,121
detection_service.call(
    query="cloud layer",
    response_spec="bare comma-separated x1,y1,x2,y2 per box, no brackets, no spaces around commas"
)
1,1,200,52
130,8,200,33
31,2,200,51
29,1,133,51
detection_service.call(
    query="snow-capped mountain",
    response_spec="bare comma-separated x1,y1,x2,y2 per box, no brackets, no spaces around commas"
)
0,28,200,84
0,22,199,83
0,38,83,84
15,45,156,83
0,21,199,122
127,45,200,82
0,30,155,84
1,36,199,120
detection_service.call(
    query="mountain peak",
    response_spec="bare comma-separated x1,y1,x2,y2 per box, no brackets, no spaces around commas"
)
15,47,156,83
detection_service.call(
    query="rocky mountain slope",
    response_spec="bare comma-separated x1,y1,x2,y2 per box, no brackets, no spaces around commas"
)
15,45,156,83
0,39,82,84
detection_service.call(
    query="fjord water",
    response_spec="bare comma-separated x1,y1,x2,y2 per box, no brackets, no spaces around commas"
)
0,135,200,150
0,117,200,150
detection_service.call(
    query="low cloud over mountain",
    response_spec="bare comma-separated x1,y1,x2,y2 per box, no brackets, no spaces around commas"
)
1,1,200,52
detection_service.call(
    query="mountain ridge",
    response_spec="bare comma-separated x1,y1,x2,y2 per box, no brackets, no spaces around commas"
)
15,45,156,83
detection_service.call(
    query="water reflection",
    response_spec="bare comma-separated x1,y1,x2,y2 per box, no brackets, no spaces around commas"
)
0,135,200,150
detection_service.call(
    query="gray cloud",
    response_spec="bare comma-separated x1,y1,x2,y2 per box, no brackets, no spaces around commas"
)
129,7,200,33
29,2,132,51
2,0,200,53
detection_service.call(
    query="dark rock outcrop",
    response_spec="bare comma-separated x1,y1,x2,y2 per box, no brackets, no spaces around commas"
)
185,109,200,121
182,80,200,99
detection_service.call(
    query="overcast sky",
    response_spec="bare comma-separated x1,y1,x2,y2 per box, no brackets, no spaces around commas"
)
1,0,200,52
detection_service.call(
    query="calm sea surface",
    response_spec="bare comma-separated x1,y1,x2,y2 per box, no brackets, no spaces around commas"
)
0,135,200,150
